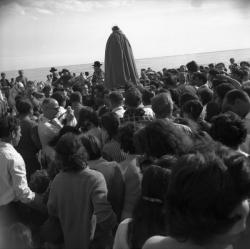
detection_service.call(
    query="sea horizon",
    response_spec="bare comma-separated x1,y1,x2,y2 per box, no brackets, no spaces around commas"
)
2,47,250,82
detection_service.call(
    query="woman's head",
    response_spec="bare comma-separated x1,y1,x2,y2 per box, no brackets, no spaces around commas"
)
166,147,250,245
80,134,101,160
142,119,192,158
210,111,247,149
100,112,120,139
55,133,87,171
118,122,142,154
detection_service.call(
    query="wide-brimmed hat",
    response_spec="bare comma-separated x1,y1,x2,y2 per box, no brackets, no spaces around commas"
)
50,67,57,73
92,61,102,67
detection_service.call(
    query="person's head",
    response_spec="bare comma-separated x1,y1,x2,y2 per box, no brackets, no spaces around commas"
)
7,223,33,249
118,122,142,154
51,91,66,107
92,61,102,71
231,68,245,83
55,133,88,172
109,91,123,109
18,70,23,76
179,91,198,107
128,165,171,248
197,87,213,106
182,99,203,121
186,61,199,73
70,91,82,105
1,72,6,79
100,112,120,139
151,92,173,118
41,98,60,120
77,108,99,132
93,85,106,106
215,62,226,72
191,72,207,87
166,147,250,245
214,83,235,105
72,83,88,96
29,169,50,194
210,112,247,149
230,58,235,64
80,134,101,160
142,119,192,158
124,87,142,109
142,89,155,106
0,116,21,146
16,99,33,116
42,85,52,98
222,89,250,118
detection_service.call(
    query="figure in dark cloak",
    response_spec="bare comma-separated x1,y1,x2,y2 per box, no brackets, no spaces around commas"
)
104,26,139,89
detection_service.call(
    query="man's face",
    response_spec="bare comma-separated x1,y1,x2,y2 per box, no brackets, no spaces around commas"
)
44,100,60,119
1,73,5,79
18,70,23,76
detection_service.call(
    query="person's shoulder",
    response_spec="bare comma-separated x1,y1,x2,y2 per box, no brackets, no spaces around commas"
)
143,236,170,249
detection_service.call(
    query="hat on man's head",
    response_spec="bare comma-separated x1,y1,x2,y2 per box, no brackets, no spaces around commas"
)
61,68,69,74
50,67,57,73
92,61,102,67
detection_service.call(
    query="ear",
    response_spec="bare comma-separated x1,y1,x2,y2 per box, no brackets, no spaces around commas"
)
228,200,249,236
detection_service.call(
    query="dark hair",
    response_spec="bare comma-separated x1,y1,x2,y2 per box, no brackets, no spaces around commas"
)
182,99,203,120
51,92,66,106
109,91,123,106
127,165,170,249
55,133,88,172
124,87,142,108
0,116,20,139
210,112,247,148
118,122,142,154
179,92,198,107
192,72,207,85
42,85,52,93
142,89,154,106
101,112,120,139
143,119,192,158
186,61,199,73
197,87,213,106
151,92,173,118
77,108,99,131
29,170,50,194
70,91,82,104
215,83,235,102
80,134,101,160
16,99,32,115
166,148,250,244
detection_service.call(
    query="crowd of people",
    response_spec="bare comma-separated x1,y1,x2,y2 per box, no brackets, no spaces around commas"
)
0,57,250,249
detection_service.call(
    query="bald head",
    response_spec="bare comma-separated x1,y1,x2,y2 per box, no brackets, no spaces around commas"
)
42,98,60,120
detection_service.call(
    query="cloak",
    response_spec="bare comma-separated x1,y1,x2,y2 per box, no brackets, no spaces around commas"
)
104,27,139,89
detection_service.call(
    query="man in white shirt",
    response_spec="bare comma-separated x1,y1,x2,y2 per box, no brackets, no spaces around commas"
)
0,116,36,225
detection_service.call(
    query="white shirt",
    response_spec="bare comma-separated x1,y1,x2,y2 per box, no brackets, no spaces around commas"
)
112,106,125,119
0,142,35,206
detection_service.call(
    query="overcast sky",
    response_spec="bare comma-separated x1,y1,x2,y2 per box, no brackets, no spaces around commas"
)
0,0,250,71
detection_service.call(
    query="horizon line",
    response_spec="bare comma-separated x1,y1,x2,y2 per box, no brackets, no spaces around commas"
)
2,47,250,72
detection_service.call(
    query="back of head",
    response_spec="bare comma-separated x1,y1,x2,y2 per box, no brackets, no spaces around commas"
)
51,91,66,107
215,83,235,102
55,133,87,171
77,107,98,131
182,99,203,120
210,111,247,148
16,99,32,115
143,119,192,158
166,147,250,244
179,91,198,107
80,134,101,160
101,112,120,138
124,87,142,108
186,61,199,73
118,122,142,154
0,115,20,139
109,91,123,107
70,91,82,104
151,92,173,118
197,87,213,106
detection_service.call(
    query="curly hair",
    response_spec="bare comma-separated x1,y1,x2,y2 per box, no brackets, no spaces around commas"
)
0,115,20,139
166,147,250,245
210,111,247,148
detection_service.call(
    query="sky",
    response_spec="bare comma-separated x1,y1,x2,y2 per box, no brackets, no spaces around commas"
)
0,0,250,71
